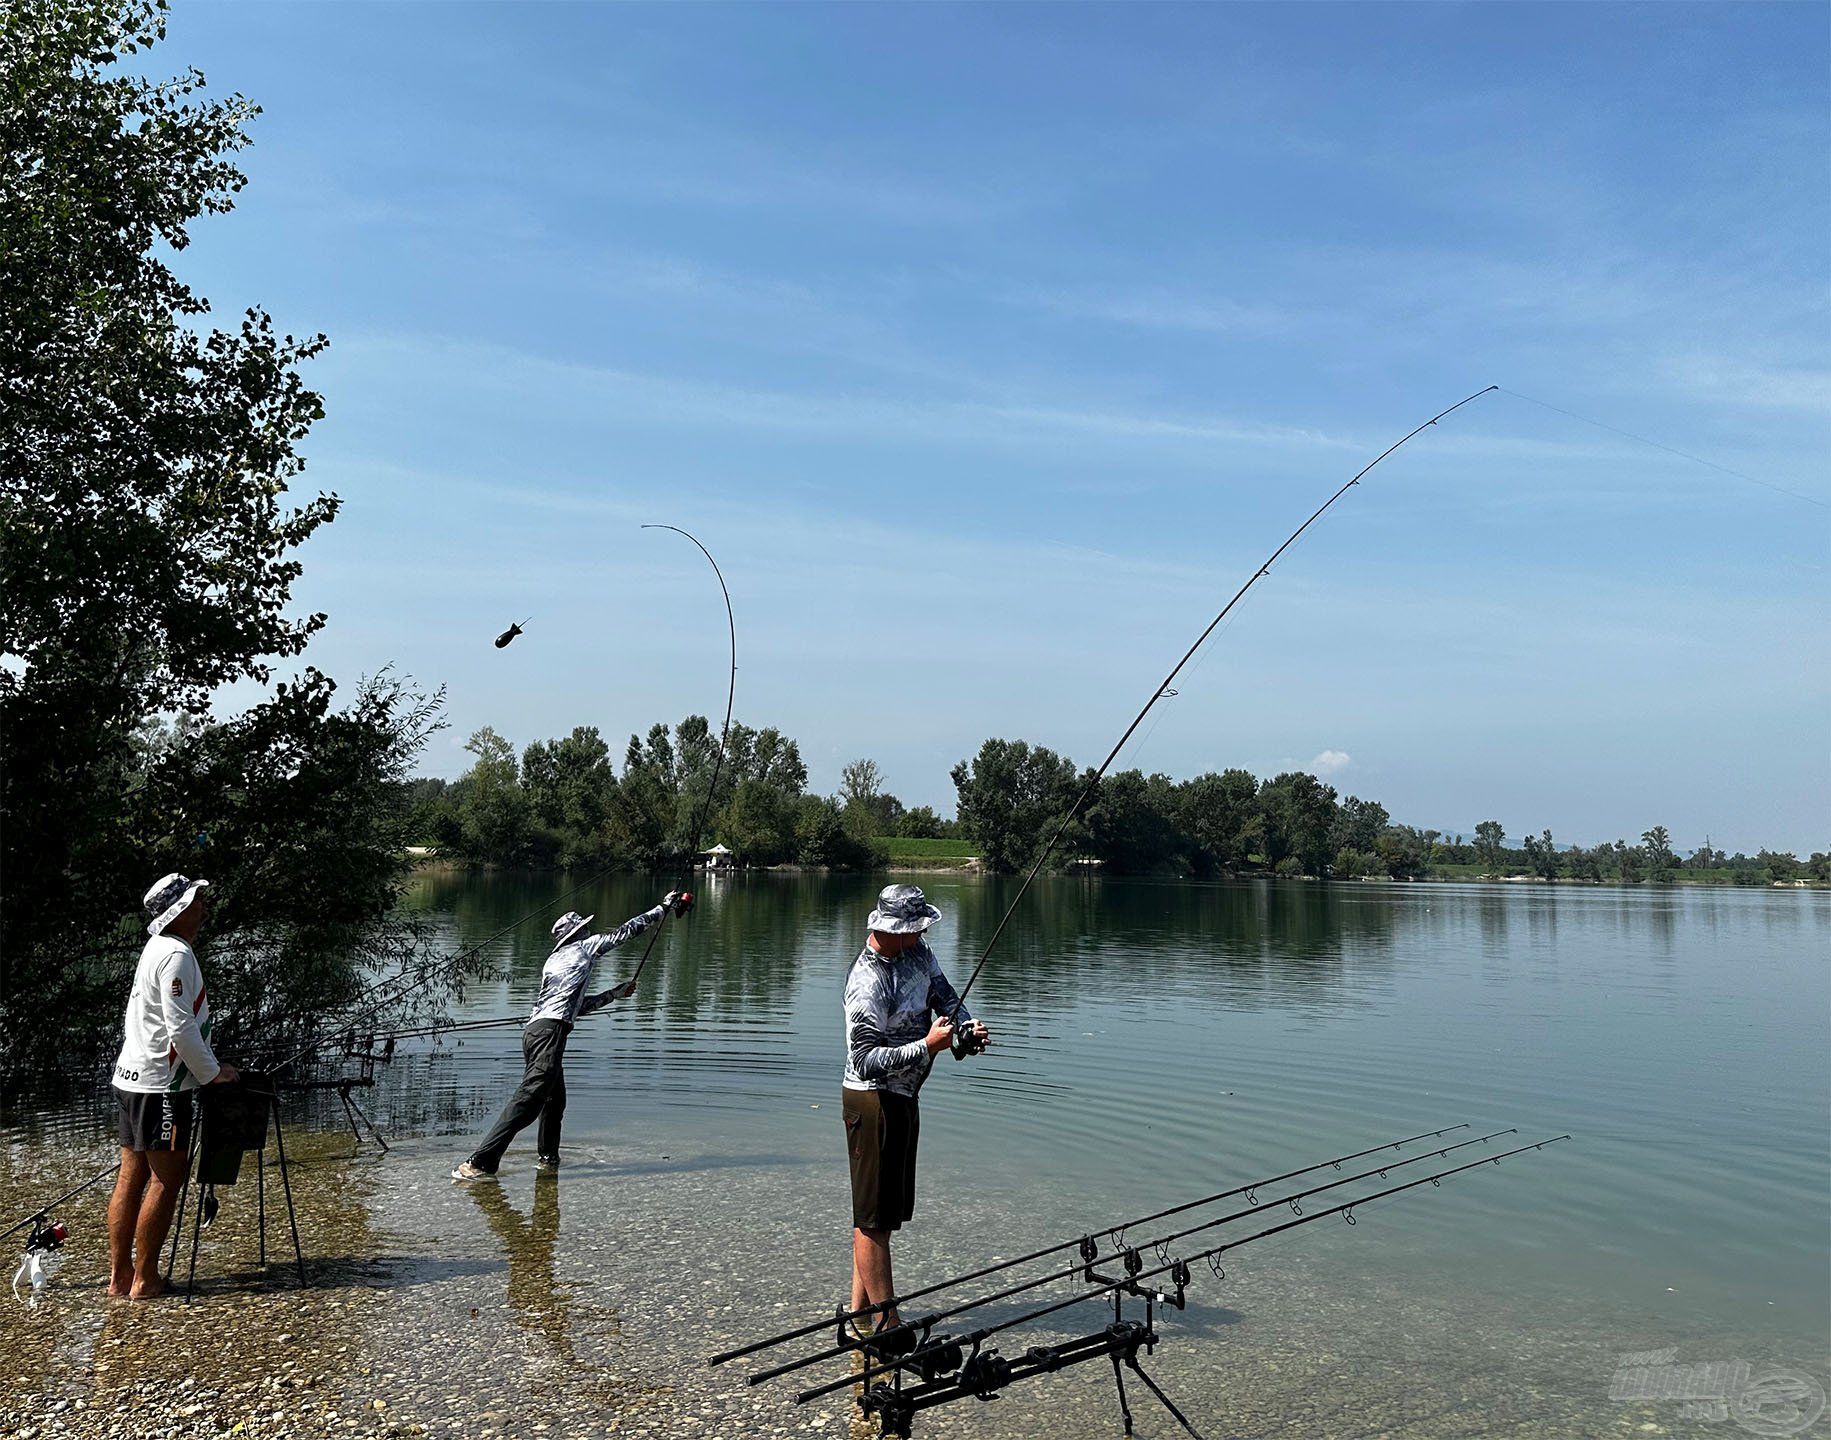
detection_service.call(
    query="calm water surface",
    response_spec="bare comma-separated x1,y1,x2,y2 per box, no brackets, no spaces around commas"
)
6,872,1826,1438
399,874,1827,1328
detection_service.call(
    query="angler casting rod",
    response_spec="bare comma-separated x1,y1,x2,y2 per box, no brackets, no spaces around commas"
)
708,1121,1472,1366
800,1133,1570,1404
944,385,1498,1025
273,526,737,1065
745,1127,1518,1387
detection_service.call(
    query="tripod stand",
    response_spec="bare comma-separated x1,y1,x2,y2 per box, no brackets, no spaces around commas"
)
164,1081,306,1301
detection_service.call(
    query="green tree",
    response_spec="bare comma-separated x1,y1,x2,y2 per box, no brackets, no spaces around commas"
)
453,727,531,864
1375,825,1430,879
1614,839,1643,885
1521,829,1562,881
794,795,884,869
1757,850,1802,883
521,726,616,864
1641,825,1676,879
838,756,904,837
723,777,798,865
608,724,677,863
1087,770,1182,874
897,806,947,839
1179,769,1259,874
0,3,458,1075
1255,772,1339,876
1331,796,1390,857
951,739,1083,874
1474,821,1506,872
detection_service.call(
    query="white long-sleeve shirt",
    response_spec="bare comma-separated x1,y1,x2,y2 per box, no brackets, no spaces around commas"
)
528,906,664,1025
113,934,221,1093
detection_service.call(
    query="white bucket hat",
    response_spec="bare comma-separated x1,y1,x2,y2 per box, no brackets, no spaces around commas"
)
551,911,595,949
867,883,942,935
144,873,210,936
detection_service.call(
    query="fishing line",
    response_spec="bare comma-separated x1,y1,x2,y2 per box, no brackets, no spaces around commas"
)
944,386,1499,1021
1498,387,1826,510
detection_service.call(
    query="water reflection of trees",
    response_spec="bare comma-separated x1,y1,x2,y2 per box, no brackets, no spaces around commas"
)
396,872,1428,1029
388,871,1830,1057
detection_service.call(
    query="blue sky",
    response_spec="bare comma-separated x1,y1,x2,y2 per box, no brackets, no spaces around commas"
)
167,2,1826,852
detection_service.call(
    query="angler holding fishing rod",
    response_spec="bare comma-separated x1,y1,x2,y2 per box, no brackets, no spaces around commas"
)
715,386,1500,1384
452,892,692,1181
450,524,734,1181
841,885,991,1351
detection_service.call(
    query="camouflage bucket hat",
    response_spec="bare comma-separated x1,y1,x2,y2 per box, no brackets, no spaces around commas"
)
144,873,209,936
867,883,942,935
550,911,594,949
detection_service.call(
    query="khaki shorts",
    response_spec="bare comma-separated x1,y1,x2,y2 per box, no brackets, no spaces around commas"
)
844,1087,920,1232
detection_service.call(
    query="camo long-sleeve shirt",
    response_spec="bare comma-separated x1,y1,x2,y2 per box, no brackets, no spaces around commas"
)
842,940,972,1098
528,906,664,1025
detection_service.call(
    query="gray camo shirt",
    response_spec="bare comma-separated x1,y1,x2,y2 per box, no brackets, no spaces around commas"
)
842,940,972,1098
529,906,664,1025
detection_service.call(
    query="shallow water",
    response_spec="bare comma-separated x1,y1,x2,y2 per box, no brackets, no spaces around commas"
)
3,872,1826,1439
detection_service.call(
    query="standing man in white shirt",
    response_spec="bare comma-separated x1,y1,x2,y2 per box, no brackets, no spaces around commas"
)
106,874,238,1300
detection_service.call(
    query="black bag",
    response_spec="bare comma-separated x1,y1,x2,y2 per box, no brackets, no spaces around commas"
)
197,1073,274,1186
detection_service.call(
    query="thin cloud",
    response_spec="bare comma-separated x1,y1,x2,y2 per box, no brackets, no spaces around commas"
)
1310,749,1351,776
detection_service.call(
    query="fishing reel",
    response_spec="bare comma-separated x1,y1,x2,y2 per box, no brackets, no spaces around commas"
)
958,1345,1013,1399
668,891,696,918
948,1022,988,1060
11,1218,67,1300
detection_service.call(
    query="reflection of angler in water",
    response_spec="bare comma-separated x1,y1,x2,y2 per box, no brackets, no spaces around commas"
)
467,1174,595,1362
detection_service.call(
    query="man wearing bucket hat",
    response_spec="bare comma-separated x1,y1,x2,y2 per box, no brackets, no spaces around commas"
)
842,883,990,1346
453,891,690,1181
105,874,239,1299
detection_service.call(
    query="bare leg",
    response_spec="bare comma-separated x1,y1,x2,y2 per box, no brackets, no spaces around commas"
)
129,1150,189,1300
105,1150,148,1297
852,1226,898,1326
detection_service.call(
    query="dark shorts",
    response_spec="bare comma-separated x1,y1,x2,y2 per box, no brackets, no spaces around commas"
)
115,1087,194,1153
844,1087,919,1232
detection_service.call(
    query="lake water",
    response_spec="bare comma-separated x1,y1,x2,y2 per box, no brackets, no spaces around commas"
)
5,871,1827,1439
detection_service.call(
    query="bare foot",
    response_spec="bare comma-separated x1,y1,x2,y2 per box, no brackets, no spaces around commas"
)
128,1274,165,1301
103,1277,131,1298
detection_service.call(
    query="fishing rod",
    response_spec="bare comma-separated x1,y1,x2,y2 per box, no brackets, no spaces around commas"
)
940,386,1498,1030
708,1120,1472,1367
1,1161,121,1244
797,1134,1570,1418
743,1127,1517,1387
625,525,737,987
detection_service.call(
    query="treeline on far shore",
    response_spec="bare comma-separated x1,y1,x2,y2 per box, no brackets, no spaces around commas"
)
409,720,1829,887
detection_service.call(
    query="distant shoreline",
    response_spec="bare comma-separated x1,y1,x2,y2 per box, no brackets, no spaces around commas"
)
407,854,1824,889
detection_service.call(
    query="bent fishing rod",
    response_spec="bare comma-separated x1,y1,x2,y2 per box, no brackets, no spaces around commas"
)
940,386,1498,1030
334,526,738,1052
798,1133,1570,1407
625,525,737,987
709,1120,1472,1366
743,1127,1518,1387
